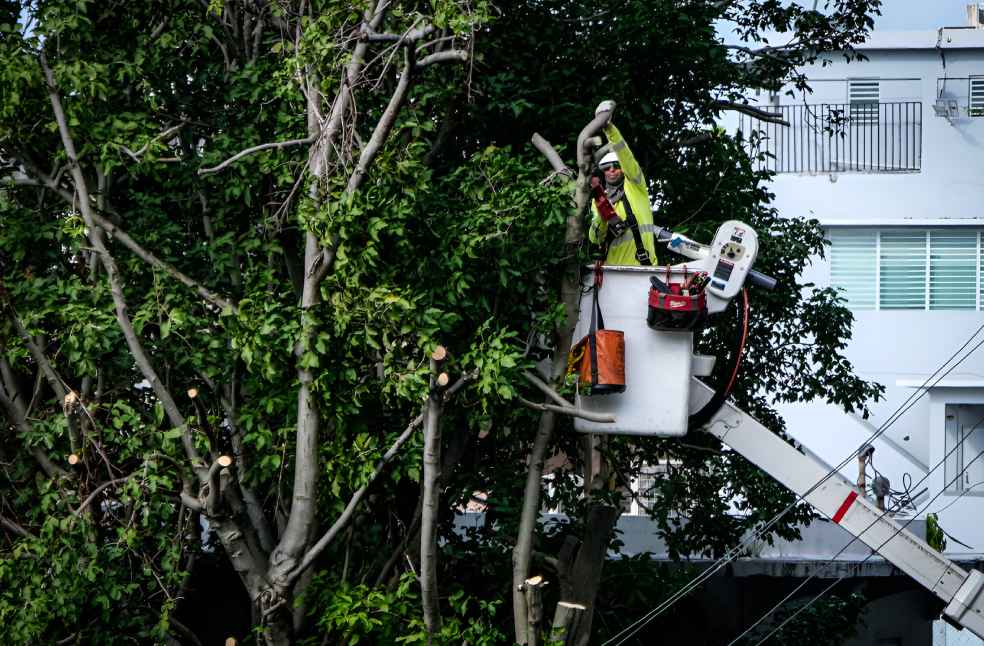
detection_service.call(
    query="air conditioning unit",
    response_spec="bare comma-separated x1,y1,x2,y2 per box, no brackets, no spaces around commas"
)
933,98,960,119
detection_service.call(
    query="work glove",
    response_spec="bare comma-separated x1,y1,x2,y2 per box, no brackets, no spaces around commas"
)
595,100,616,121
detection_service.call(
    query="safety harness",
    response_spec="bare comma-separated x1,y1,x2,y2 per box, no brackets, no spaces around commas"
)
590,178,652,266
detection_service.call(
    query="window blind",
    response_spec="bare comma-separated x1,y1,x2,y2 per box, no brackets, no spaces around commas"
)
879,231,926,309
828,228,982,310
930,230,977,310
829,229,877,309
971,77,984,117
849,79,880,124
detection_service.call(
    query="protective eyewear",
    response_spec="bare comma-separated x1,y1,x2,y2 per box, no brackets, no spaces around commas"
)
600,162,621,171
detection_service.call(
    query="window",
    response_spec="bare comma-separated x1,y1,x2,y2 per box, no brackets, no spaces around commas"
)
944,404,984,495
829,228,983,310
970,77,984,117
849,79,880,124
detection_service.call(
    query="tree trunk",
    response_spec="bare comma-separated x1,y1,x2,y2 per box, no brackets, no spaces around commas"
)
551,504,619,646
420,349,447,640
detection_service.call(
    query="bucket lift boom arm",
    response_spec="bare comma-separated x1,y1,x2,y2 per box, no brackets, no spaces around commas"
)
693,379,984,636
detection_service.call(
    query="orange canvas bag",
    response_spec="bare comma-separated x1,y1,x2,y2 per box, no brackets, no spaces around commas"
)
569,276,625,395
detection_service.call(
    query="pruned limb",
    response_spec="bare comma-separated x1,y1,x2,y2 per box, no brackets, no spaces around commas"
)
523,576,547,646
713,100,789,126
5,308,81,451
518,397,614,424
548,504,619,646
421,349,446,637
205,456,233,516
530,133,572,177
85,210,238,313
550,602,586,646
198,134,317,176
289,370,476,586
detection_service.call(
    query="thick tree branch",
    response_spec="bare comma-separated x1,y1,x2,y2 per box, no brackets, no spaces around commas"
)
345,50,414,194
713,100,789,126
198,134,317,175
415,49,468,68
530,133,572,176
362,22,436,43
420,347,447,638
0,366,68,478
39,51,203,470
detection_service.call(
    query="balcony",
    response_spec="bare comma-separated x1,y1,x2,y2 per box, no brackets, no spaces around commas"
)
737,101,922,174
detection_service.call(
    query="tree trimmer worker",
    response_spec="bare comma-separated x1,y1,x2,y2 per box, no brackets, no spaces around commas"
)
587,101,658,266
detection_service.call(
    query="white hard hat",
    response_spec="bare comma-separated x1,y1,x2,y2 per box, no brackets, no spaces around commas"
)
598,152,619,167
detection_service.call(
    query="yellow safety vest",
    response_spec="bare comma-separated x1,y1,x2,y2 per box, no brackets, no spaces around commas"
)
588,124,659,266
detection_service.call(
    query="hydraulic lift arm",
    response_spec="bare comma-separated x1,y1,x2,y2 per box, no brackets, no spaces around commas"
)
692,379,984,636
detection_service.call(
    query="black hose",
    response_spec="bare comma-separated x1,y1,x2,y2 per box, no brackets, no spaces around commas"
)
688,289,749,431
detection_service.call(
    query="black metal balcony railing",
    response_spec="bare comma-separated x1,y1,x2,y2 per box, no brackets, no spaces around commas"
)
737,101,922,174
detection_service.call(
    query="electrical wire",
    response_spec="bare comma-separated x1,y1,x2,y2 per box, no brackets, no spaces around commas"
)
749,437,984,646
726,411,984,645
601,324,984,646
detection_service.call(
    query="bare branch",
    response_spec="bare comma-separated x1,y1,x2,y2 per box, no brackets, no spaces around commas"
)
5,308,82,451
289,370,476,585
522,370,572,409
73,475,134,516
204,456,233,516
362,22,436,42
713,100,789,126
85,210,238,313
415,49,468,68
518,397,614,424
531,133,572,176
0,514,36,539
118,122,186,162
198,134,317,175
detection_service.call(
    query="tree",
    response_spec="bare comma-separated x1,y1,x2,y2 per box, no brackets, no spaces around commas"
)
0,1,883,645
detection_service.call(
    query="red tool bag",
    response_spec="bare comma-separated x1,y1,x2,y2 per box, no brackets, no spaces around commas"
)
568,269,625,395
646,274,708,331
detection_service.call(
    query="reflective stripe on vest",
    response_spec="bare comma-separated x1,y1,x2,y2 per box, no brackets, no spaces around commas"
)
608,223,661,249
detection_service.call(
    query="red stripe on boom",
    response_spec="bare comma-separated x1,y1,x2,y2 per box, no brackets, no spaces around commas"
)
831,490,859,524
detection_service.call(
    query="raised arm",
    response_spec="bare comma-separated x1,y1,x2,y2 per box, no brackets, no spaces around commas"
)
604,123,645,187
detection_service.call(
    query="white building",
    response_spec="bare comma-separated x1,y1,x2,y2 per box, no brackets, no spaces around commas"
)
728,7,984,645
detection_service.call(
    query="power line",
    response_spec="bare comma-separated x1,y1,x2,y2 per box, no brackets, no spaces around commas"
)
601,324,984,646
726,411,984,645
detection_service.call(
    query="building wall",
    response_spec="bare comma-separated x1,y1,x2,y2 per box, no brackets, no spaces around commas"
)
748,42,984,561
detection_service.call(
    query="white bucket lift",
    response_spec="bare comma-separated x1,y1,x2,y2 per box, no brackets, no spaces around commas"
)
572,220,760,436
568,220,984,641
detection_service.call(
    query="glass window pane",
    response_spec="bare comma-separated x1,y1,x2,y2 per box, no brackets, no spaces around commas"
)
930,230,977,310
880,231,927,309
829,229,877,309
